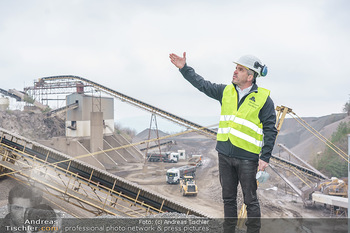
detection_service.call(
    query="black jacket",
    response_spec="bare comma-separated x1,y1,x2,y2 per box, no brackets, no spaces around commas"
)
180,64,277,163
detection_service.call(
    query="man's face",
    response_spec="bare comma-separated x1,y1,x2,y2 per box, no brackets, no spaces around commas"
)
8,197,33,226
232,64,251,88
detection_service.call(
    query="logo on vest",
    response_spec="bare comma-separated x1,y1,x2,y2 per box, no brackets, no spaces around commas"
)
248,96,259,109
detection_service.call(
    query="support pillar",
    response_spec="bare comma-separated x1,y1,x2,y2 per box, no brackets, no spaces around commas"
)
90,112,104,153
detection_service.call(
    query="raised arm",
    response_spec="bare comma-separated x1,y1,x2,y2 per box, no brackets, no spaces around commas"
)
169,52,186,69
169,52,226,102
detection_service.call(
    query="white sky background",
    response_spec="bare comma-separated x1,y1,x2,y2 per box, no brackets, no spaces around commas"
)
0,0,349,133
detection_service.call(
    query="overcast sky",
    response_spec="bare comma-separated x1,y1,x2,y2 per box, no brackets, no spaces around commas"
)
0,0,349,133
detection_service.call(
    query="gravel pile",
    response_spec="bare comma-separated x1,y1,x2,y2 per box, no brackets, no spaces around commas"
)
0,110,65,140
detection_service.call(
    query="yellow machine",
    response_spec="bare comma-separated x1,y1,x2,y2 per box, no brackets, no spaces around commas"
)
180,175,198,196
318,177,348,197
0,147,17,176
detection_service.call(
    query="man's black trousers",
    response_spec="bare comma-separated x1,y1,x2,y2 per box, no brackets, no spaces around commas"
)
218,153,261,232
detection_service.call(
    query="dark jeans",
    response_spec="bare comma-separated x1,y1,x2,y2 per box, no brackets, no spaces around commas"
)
218,153,260,233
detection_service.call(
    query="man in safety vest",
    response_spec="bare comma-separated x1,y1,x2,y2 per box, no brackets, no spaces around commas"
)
169,52,277,233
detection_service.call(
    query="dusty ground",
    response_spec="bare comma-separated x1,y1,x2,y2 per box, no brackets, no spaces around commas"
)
114,147,224,218
111,146,327,219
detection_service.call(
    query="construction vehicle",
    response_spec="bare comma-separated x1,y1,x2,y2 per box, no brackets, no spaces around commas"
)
146,152,164,162
146,151,179,163
317,177,348,197
164,152,179,163
180,175,198,196
166,165,196,184
188,154,202,167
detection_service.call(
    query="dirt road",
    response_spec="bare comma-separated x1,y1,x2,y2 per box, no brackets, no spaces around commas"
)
115,147,326,219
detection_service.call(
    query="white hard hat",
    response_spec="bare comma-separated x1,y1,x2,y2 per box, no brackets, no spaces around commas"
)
233,55,268,77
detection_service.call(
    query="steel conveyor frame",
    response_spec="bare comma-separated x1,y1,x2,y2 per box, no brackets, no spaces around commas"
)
38,76,217,138
0,127,209,218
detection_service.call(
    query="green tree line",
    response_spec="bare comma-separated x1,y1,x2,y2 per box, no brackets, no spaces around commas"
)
315,121,350,178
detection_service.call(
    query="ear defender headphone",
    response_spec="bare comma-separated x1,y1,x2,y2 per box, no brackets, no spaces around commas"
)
254,61,268,77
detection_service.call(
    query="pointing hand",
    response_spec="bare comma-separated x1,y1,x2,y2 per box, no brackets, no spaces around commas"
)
169,52,186,69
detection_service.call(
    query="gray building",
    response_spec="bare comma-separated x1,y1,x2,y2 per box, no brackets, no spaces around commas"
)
66,93,114,137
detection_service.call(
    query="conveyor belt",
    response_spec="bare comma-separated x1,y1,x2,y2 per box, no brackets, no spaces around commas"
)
277,144,328,179
140,140,175,151
38,76,217,138
0,88,21,101
0,127,210,218
270,154,327,180
47,102,79,116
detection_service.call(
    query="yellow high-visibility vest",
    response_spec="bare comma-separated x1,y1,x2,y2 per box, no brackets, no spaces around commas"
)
217,84,270,154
